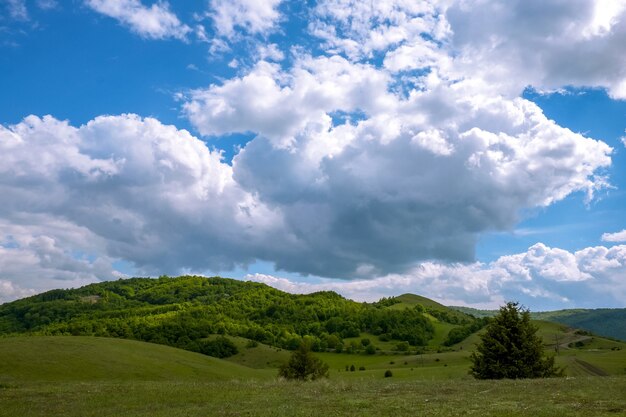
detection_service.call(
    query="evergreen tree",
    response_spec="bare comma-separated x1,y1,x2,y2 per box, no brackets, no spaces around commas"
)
470,302,560,379
278,341,329,381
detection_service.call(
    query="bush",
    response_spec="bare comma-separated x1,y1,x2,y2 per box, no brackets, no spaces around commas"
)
365,344,376,355
198,336,238,358
384,370,393,378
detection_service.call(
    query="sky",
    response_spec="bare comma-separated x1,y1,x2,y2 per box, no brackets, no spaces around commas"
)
1,0,625,310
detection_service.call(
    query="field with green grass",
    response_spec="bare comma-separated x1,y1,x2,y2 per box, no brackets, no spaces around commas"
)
2,277,625,416
2,332,626,416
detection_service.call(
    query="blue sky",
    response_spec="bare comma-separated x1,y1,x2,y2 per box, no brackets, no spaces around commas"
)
1,0,625,310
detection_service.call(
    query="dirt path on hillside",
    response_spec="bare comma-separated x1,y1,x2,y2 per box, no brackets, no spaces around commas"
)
574,358,609,376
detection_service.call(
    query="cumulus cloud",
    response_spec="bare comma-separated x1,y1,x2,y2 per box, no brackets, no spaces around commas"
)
602,230,626,242
2,0,624,307
183,56,393,147
310,0,626,98
0,114,292,301
446,0,626,98
209,0,283,38
248,243,626,309
0,280,35,304
86,0,191,40
184,51,611,277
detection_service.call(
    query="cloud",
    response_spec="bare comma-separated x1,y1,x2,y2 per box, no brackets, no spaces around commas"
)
5,0,28,20
37,0,58,10
0,280,36,304
446,0,626,99
209,0,283,38
85,0,191,40
602,230,626,242
183,56,393,147
0,114,289,291
184,52,611,278
310,0,626,99
248,242,626,309
0,220,120,299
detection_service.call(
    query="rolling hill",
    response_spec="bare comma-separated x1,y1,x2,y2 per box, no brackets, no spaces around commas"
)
0,276,479,357
453,306,626,342
0,336,262,383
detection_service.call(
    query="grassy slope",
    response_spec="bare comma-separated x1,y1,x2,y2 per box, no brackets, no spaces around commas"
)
0,336,262,383
387,293,449,310
1,377,625,417
533,309,626,342
1,331,626,416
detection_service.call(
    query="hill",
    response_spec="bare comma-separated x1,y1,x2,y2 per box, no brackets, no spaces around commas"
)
532,309,626,342
451,306,626,342
0,336,261,383
0,276,480,357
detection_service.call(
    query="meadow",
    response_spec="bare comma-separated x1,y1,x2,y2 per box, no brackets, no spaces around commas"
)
1,335,626,417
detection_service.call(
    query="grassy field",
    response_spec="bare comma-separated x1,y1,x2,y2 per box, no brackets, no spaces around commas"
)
2,330,626,416
1,375,625,416
0,336,263,382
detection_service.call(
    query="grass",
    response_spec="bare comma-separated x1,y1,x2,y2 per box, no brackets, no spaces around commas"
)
2,329,626,416
0,336,263,382
1,376,625,416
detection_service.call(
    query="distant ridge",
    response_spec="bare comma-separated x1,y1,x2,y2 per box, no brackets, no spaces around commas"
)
451,306,626,342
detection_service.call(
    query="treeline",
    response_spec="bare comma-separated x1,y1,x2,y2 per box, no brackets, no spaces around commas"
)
0,276,469,356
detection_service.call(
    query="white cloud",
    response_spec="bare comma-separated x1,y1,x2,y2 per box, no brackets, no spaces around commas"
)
602,230,626,242
0,114,289,296
37,0,58,10
85,0,191,40
445,0,626,98
183,56,394,147
184,52,611,278
0,280,36,305
247,243,626,309
310,0,626,99
209,0,283,38
5,0,28,20
257,43,284,62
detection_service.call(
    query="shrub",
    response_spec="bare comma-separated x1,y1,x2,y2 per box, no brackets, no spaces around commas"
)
384,370,393,378
198,336,238,358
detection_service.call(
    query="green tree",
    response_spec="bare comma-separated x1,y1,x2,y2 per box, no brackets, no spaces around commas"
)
278,342,329,381
470,302,560,379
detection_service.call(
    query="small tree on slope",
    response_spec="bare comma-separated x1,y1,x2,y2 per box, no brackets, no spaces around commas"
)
470,302,560,379
278,341,329,381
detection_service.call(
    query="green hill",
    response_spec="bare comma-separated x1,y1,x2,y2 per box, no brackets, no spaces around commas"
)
0,276,461,356
0,336,262,383
532,309,626,342
452,306,626,342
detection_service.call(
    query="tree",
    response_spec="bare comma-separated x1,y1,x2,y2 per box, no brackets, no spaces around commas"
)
198,336,238,358
278,341,329,381
470,302,560,379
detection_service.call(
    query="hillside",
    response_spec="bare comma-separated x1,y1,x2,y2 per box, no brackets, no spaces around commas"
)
0,336,262,383
0,276,481,357
452,306,626,342
532,309,626,342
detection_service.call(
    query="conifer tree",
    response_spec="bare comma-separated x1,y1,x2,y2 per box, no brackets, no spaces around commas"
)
470,302,560,379
278,341,329,381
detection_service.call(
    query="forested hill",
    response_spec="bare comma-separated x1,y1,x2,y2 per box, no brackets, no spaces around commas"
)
0,276,479,357
453,306,626,342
